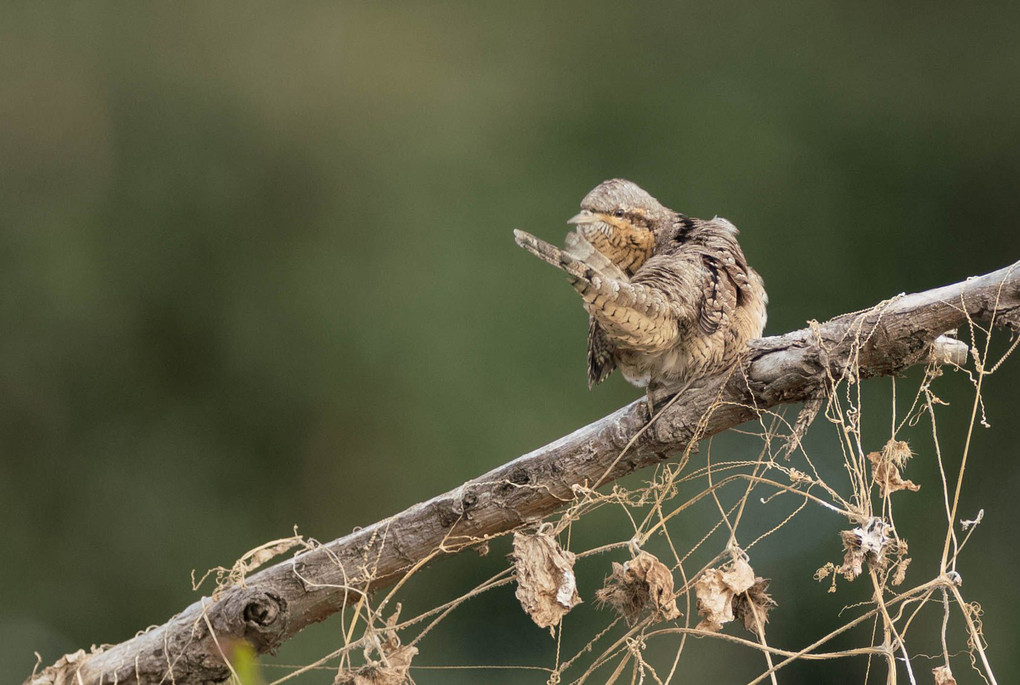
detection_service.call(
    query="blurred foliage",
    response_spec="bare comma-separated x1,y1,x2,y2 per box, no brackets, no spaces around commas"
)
223,640,263,685
2,2,1019,683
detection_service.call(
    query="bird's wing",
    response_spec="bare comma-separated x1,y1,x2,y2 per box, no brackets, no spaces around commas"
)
697,254,739,336
694,217,761,336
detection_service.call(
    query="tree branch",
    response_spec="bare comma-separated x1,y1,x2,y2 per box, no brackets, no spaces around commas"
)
28,261,1020,685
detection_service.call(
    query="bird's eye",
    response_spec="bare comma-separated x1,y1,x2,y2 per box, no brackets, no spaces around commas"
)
613,209,625,218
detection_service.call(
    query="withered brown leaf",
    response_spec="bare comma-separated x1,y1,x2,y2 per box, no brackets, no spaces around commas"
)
733,577,778,634
867,440,920,497
335,606,416,685
694,557,756,632
512,529,582,632
595,550,681,625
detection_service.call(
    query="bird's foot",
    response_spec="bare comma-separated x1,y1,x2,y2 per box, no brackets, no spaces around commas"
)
644,380,695,424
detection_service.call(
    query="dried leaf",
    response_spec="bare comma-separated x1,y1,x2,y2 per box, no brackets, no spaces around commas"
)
932,665,957,685
335,606,416,685
334,646,416,685
512,530,582,631
694,556,756,632
193,532,309,594
839,518,896,581
33,649,90,685
595,551,681,625
868,441,920,497
840,530,865,581
931,333,968,367
250,538,303,566
733,577,778,634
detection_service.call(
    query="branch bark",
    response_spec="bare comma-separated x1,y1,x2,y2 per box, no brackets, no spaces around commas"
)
28,261,1020,685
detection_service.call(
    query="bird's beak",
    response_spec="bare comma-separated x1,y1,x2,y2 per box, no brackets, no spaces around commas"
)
567,210,598,225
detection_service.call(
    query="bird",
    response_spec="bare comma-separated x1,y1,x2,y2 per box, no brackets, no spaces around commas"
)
514,179,767,413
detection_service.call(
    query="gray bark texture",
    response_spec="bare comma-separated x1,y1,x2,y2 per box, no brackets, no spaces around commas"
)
27,261,1020,685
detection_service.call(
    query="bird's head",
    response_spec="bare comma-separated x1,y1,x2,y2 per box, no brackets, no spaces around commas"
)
567,179,668,275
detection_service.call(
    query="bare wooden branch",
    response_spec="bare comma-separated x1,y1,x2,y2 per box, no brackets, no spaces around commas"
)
28,261,1020,685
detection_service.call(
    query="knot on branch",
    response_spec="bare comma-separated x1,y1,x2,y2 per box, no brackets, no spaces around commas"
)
221,587,288,653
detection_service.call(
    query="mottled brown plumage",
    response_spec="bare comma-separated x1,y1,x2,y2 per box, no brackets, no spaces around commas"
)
514,179,767,402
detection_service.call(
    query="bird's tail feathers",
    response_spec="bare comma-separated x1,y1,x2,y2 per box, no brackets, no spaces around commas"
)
513,229,565,270
563,232,628,281
513,229,626,283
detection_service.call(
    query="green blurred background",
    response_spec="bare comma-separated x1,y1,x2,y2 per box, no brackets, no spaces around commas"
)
3,3,1019,683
